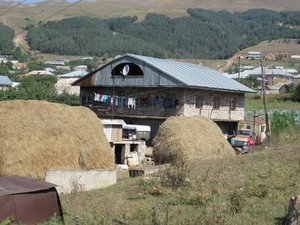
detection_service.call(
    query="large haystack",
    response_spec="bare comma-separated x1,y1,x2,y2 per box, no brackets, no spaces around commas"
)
153,116,235,164
0,100,114,179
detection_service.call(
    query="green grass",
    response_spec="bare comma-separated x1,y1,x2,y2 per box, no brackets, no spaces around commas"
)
60,127,300,225
245,93,300,110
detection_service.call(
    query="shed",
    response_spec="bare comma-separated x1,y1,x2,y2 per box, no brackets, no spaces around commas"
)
102,119,125,142
0,176,63,225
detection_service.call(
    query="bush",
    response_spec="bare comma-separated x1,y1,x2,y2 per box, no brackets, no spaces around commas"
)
271,111,296,133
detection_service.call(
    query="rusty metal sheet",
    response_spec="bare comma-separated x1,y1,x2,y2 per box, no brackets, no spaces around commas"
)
0,176,63,224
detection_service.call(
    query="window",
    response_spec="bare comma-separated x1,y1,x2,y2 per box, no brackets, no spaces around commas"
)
230,97,237,110
213,96,220,109
111,63,144,76
195,96,203,109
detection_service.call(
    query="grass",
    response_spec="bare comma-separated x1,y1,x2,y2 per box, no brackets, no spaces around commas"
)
245,93,300,110
59,126,300,225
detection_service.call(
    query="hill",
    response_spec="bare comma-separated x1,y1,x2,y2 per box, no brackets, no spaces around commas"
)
0,0,300,54
25,9,300,59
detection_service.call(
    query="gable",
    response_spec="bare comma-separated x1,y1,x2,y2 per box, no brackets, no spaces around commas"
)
73,54,255,93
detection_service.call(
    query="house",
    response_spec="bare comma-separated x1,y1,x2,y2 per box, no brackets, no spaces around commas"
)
258,81,292,95
45,60,65,66
0,55,7,64
292,74,300,87
73,54,255,138
11,61,27,70
247,51,261,59
74,65,88,71
28,70,54,76
55,70,88,95
250,67,294,85
0,75,13,90
45,60,70,70
266,82,292,94
0,176,63,224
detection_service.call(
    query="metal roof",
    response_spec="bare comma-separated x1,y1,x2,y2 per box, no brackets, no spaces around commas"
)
125,54,255,93
0,75,13,86
0,175,56,197
251,67,294,77
57,70,88,78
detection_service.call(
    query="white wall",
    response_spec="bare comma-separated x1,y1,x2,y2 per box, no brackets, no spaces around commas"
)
46,169,117,193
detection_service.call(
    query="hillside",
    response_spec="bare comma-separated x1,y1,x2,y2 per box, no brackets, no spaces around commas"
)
24,9,300,59
0,0,300,55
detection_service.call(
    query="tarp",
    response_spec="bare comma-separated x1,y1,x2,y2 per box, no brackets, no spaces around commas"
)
0,176,63,224
122,124,151,132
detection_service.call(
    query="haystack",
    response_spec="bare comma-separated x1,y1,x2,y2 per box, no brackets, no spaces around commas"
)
153,116,235,164
0,100,114,179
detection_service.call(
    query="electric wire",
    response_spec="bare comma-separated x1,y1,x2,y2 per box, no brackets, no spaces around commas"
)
0,0,82,44
0,0,28,17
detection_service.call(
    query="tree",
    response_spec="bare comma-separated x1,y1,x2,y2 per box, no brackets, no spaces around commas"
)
13,47,29,62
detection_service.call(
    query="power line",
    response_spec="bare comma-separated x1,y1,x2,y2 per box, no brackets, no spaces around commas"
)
0,0,28,17
0,0,82,45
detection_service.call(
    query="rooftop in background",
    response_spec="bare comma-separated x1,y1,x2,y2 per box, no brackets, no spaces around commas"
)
45,60,65,66
0,76,13,86
57,70,88,78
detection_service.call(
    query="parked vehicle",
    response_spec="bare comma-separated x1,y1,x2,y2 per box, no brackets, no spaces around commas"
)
230,129,255,154
122,124,151,141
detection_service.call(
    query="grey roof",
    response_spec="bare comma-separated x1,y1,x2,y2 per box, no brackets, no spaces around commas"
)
124,54,255,93
0,75,13,86
57,70,88,78
251,67,294,77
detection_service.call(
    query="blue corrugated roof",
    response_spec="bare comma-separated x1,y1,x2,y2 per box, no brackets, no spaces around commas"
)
58,70,88,78
126,54,255,93
0,75,13,86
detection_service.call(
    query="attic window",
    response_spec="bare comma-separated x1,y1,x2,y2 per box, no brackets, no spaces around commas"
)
111,63,144,76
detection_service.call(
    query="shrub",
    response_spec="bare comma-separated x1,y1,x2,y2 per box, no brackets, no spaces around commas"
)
271,111,296,133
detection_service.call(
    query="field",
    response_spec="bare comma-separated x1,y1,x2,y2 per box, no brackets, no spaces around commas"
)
59,126,300,225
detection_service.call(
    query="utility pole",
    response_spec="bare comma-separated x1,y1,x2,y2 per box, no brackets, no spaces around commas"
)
260,53,270,137
238,55,241,79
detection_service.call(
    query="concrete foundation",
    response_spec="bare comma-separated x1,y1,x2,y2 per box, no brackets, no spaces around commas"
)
45,169,117,193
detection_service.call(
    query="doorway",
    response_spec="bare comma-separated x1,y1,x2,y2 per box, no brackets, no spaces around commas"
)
114,144,125,164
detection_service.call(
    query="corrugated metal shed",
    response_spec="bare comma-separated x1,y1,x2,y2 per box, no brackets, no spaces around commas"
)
74,54,255,93
0,75,13,86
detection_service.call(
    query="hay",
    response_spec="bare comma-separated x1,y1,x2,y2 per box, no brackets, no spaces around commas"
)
0,100,115,179
153,116,235,164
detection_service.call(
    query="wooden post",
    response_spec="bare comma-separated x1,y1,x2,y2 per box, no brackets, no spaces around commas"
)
260,53,270,137
238,55,241,79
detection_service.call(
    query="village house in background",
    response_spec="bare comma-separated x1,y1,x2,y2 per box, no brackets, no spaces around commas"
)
73,54,255,139
55,70,88,95
0,75,13,90
0,55,8,64
247,51,261,59
292,75,300,87
259,82,292,95
45,60,70,70
27,70,55,76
